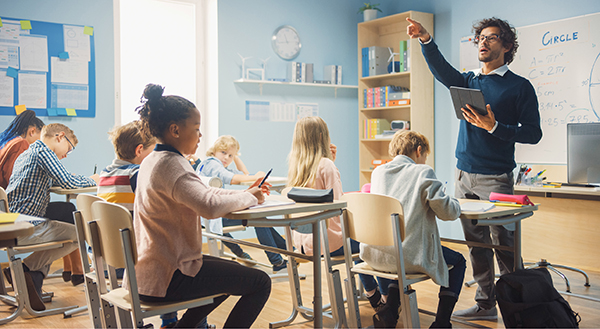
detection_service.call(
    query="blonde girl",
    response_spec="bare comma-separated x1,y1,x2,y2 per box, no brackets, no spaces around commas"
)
287,116,391,311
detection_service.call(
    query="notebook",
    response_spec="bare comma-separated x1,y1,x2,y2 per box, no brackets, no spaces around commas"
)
249,199,296,209
461,202,495,212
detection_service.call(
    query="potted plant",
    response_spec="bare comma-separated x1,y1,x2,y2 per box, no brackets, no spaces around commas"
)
358,3,382,22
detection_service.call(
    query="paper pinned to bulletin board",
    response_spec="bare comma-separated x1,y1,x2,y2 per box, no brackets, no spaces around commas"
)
245,101,318,122
0,16,96,117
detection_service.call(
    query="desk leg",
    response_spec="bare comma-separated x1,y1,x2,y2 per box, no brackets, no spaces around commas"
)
312,221,322,329
515,220,522,271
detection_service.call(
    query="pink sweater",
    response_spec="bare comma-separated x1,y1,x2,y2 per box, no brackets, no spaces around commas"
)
132,147,257,297
292,158,344,256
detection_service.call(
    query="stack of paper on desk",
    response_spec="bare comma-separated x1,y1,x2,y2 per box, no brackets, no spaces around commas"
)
461,202,495,212
249,199,296,209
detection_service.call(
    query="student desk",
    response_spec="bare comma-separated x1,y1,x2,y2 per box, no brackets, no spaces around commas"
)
49,186,97,202
0,217,35,325
441,199,539,271
514,185,600,271
221,196,346,329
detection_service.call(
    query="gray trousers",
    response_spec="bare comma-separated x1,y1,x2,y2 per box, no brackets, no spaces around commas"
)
16,220,78,277
455,169,521,309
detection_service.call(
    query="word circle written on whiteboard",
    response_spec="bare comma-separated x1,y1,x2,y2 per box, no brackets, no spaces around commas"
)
510,12,600,165
541,31,578,46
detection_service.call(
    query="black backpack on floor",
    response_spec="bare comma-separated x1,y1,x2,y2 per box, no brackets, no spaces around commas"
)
496,268,581,328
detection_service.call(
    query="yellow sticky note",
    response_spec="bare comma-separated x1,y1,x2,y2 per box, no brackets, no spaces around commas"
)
66,108,77,116
15,104,27,115
0,213,20,224
84,26,94,36
0,17,3,28
20,20,32,30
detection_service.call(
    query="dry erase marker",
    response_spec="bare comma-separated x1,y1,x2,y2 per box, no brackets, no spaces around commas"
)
258,168,272,188
93,164,97,175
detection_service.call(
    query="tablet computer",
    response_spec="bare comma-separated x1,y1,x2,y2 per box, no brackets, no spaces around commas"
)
449,86,488,120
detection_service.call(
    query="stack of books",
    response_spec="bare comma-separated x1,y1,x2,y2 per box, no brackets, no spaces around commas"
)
361,41,410,77
364,85,410,108
324,65,342,85
363,119,390,139
287,62,314,83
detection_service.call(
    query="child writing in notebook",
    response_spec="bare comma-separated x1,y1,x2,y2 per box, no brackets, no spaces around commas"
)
287,116,392,314
6,123,99,311
133,83,271,328
199,135,288,272
0,110,45,189
362,130,466,328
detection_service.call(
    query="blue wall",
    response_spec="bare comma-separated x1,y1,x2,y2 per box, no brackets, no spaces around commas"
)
217,0,365,192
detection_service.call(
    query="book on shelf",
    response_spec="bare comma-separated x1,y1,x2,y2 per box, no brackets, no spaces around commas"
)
362,47,370,77
287,62,302,83
324,65,342,85
369,46,389,76
389,99,410,106
305,63,314,83
363,119,390,139
399,40,411,72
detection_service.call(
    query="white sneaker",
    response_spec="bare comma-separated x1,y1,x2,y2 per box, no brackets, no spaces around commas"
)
452,304,498,320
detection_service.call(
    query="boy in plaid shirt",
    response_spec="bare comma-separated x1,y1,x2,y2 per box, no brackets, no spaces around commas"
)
7,123,98,311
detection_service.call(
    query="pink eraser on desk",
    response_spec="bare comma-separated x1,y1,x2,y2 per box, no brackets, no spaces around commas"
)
489,192,533,206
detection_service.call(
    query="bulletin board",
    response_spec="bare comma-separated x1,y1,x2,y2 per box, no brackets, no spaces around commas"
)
0,16,96,117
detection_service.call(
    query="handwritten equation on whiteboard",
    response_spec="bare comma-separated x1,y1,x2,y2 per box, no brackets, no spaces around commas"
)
510,13,600,164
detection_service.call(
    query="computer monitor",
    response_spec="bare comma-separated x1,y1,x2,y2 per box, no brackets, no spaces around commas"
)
567,122,600,184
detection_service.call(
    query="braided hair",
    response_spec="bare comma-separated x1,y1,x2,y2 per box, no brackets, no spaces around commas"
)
0,110,45,149
135,84,196,140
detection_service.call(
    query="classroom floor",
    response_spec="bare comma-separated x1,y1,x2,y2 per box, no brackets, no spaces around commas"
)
2,242,599,328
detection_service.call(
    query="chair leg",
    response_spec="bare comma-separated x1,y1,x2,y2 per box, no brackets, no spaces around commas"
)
344,277,361,329
100,299,118,328
400,288,420,329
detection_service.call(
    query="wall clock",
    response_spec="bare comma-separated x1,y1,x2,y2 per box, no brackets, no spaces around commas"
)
271,25,301,60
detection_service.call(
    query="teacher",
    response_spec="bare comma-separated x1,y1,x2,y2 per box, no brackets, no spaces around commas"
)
407,17,542,321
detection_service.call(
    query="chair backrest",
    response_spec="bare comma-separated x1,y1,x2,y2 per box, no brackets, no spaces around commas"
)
340,193,405,246
91,201,137,269
76,194,105,244
0,187,8,213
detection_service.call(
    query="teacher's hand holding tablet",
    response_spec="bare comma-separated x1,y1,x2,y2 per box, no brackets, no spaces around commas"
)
462,103,497,132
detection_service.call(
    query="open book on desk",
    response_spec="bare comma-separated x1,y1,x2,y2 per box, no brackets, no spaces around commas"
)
249,199,296,209
461,202,495,212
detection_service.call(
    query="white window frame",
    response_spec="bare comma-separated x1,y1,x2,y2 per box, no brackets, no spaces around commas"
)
113,0,218,157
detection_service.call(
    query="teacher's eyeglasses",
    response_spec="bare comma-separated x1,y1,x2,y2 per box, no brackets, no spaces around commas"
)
475,34,500,44
56,134,75,155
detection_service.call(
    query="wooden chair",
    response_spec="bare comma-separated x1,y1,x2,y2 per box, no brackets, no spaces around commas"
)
89,201,222,328
0,187,78,323
66,194,106,327
340,193,433,328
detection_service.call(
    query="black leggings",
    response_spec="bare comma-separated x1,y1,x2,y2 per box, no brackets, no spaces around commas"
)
140,255,271,328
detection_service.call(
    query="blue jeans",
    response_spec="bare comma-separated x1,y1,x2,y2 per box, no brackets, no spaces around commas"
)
330,239,393,296
439,246,466,299
222,218,286,266
255,227,286,265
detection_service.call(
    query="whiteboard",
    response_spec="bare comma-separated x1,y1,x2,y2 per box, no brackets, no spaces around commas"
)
510,12,600,164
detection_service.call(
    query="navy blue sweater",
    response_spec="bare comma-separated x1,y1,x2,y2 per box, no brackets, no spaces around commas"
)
422,40,542,175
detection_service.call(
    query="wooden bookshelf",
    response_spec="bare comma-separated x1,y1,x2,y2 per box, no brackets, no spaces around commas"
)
358,11,434,187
